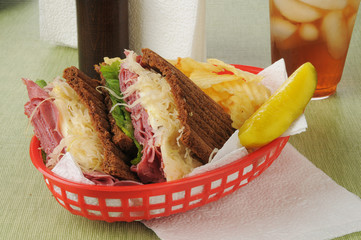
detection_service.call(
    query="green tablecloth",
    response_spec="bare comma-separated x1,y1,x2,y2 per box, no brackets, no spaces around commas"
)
1,1,360,239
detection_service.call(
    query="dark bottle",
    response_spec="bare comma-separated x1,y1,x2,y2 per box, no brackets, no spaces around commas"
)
76,0,129,79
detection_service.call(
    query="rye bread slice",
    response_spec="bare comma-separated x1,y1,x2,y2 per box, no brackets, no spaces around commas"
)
141,48,235,164
63,66,138,181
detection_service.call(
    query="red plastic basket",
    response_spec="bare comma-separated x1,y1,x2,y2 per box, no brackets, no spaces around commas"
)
28,65,290,222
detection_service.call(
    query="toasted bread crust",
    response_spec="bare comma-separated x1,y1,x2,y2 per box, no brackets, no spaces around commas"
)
141,48,235,163
63,66,138,181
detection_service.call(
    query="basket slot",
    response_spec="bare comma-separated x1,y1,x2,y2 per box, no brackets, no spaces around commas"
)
239,178,249,186
149,208,166,215
70,204,82,211
108,212,123,218
105,198,122,207
87,209,102,216
149,195,166,205
128,197,143,207
56,197,65,206
208,193,218,200
129,211,145,218
171,204,183,211
243,164,254,175
83,196,99,206
172,191,186,201
65,191,78,202
226,171,239,183
224,185,235,193
211,179,222,189
256,158,266,168
191,185,204,196
189,198,202,206
52,184,62,196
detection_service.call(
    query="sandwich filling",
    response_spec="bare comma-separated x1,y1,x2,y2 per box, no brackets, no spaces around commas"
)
120,51,202,182
48,78,104,172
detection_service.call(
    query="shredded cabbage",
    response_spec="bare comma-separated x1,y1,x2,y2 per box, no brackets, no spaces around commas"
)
48,78,103,172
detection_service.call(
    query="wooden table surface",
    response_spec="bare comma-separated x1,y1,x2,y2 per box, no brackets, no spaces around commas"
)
1,0,360,239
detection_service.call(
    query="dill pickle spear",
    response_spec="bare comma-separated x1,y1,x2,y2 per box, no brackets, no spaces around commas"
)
238,62,317,148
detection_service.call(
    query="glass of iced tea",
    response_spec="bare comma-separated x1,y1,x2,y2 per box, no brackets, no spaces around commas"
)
269,0,360,99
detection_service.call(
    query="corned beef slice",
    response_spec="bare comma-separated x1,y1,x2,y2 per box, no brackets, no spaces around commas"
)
23,78,63,160
119,55,165,183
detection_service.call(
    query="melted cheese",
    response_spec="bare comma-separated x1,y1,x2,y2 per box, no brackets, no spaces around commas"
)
48,78,103,172
123,52,202,181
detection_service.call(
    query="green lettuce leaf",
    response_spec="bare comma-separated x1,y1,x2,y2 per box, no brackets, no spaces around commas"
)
35,79,47,88
100,61,142,165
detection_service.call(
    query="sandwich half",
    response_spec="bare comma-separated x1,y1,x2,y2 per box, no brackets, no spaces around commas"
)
24,67,138,183
99,48,235,183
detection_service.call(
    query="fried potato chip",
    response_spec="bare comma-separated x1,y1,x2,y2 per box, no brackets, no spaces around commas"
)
190,72,246,88
171,57,271,128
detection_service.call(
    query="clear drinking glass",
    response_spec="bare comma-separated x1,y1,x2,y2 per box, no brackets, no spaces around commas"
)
269,0,360,99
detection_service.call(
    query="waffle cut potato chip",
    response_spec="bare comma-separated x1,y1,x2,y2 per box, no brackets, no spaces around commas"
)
171,57,271,129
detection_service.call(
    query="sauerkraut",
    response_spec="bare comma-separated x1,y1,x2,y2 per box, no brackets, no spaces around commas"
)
48,78,104,172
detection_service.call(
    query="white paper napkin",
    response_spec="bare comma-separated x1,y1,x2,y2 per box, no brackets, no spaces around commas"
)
143,143,361,240
52,152,95,185
38,0,206,61
39,0,77,48
129,0,206,61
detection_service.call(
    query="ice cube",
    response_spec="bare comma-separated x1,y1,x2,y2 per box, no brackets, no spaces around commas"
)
299,0,347,10
273,0,322,23
321,11,349,59
271,17,297,41
299,23,319,41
